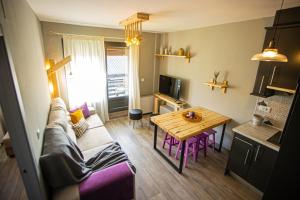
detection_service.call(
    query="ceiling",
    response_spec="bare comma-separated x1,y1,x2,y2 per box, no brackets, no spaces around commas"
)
27,0,300,32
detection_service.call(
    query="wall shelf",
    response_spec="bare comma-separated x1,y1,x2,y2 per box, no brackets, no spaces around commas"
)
203,80,229,93
154,54,191,63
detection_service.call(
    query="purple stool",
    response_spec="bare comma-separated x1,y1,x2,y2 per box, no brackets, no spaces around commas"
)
175,134,208,167
162,132,179,156
203,129,217,152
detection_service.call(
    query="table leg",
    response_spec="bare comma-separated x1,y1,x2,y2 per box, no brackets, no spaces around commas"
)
216,123,226,152
154,125,158,149
153,125,185,174
178,140,186,173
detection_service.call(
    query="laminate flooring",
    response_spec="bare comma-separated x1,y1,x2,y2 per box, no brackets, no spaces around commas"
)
105,116,262,200
0,145,27,200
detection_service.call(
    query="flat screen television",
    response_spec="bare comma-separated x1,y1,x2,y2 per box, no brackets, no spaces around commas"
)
159,75,182,100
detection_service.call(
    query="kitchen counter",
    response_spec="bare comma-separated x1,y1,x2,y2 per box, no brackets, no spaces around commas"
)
232,122,280,152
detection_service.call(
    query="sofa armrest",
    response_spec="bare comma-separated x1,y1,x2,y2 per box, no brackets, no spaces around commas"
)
79,162,135,200
88,106,96,115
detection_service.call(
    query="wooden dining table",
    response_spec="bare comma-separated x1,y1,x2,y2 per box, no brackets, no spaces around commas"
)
150,107,231,173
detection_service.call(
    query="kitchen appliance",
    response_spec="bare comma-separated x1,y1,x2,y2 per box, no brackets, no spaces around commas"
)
251,114,264,126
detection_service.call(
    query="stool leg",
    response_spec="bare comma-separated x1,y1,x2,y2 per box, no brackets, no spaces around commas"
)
213,133,215,152
140,119,143,127
169,137,173,156
184,142,189,167
162,132,168,149
175,142,182,160
203,137,207,157
193,142,197,162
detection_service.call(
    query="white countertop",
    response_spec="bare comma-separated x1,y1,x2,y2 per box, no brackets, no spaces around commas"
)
232,122,280,152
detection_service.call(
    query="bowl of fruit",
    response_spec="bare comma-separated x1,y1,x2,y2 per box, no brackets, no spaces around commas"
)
182,111,202,122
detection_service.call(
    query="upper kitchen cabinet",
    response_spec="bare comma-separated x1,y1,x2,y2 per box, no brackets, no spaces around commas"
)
266,26,300,93
251,29,276,97
251,7,300,97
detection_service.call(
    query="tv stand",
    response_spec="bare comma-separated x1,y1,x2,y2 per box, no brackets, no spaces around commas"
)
153,93,186,114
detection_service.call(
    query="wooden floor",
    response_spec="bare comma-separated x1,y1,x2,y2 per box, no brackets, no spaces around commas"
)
0,145,27,200
105,116,262,200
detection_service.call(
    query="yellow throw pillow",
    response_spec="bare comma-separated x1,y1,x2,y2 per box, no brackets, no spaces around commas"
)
70,109,84,124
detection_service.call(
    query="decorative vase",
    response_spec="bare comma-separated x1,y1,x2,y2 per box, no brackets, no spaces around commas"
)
164,47,168,55
160,46,163,54
178,48,184,56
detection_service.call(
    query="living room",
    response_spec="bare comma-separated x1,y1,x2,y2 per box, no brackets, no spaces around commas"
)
1,0,300,200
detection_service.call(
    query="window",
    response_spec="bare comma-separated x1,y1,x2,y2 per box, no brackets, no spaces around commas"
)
105,42,129,113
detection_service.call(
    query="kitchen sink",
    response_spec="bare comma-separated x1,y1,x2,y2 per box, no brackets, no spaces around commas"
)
267,131,282,146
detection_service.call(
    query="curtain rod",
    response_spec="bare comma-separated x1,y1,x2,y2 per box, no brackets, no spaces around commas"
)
48,31,123,40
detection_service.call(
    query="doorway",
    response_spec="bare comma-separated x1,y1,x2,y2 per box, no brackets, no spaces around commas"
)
105,42,129,115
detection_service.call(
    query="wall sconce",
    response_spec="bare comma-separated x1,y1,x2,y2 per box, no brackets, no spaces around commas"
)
45,59,51,70
48,81,54,96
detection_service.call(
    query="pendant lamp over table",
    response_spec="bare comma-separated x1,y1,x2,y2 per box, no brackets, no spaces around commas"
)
251,0,288,63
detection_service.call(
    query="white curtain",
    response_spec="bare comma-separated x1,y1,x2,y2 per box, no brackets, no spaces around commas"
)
128,45,141,110
63,35,109,122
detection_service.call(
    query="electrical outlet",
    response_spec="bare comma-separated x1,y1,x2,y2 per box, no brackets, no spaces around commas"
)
36,129,40,139
258,105,272,113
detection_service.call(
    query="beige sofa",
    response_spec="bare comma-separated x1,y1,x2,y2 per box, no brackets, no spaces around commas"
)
47,98,117,199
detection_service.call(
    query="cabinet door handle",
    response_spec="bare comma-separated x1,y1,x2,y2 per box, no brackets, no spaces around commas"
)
259,76,265,94
254,145,261,162
244,149,250,165
235,137,253,146
269,66,277,85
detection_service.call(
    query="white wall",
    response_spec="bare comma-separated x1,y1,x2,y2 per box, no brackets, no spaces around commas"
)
159,17,273,149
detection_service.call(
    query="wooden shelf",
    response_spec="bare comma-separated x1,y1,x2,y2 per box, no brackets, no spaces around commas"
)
203,80,229,93
266,85,296,94
155,54,191,63
153,93,187,114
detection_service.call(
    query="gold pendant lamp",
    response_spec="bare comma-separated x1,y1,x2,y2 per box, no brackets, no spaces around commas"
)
120,13,149,46
251,0,288,63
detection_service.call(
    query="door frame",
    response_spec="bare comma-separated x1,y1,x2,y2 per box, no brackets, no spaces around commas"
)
0,27,46,199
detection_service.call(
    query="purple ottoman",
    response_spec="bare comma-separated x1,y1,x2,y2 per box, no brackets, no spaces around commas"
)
79,162,135,200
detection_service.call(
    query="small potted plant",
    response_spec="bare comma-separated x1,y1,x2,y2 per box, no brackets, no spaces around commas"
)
213,71,220,84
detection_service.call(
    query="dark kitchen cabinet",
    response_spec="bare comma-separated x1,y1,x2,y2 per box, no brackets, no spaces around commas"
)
225,134,253,178
251,30,276,97
247,144,278,191
251,7,300,96
267,26,300,91
225,133,278,192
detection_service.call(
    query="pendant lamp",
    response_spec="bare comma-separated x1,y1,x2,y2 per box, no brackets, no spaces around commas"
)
251,0,288,62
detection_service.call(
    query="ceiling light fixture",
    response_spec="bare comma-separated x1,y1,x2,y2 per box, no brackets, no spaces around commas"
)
120,13,149,46
251,0,288,62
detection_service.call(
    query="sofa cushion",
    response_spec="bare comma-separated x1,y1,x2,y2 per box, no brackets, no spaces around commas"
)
70,102,91,118
77,126,113,152
51,98,67,112
72,118,89,138
86,114,104,129
82,144,112,161
48,109,68,125
66,124,77,145
70,109,84,124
